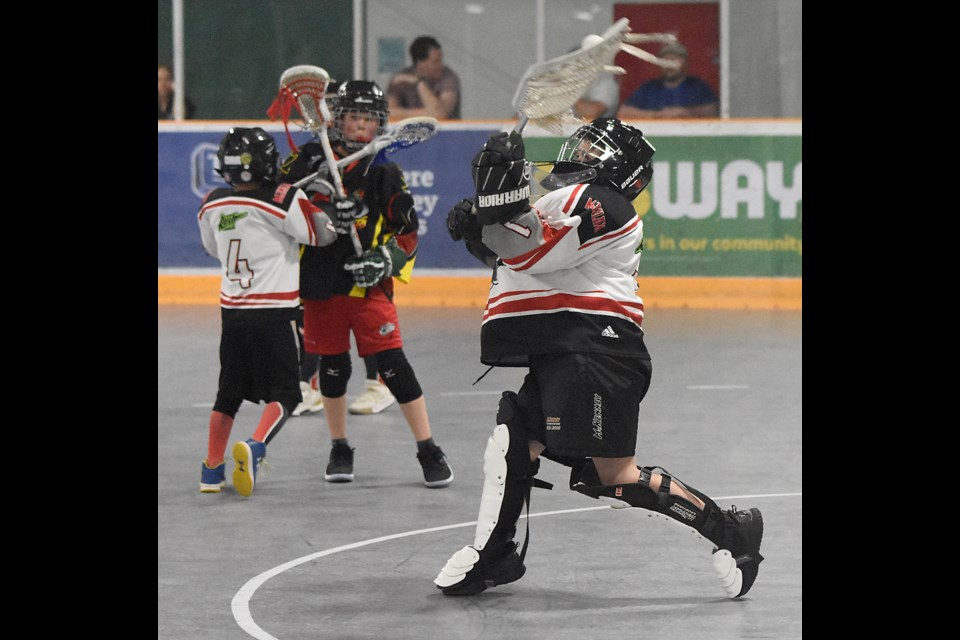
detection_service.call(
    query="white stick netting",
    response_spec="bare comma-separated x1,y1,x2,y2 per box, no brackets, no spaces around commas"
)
512,18,631,133
388,117,438,150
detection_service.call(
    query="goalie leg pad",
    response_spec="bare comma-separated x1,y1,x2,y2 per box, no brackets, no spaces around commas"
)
435,401,535,596
473,421,531,551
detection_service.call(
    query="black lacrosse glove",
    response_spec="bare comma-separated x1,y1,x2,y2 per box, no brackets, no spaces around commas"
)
472,131,531,225
343,236,408,288
446,197,499,269
446,198,483,243
325,195,368,235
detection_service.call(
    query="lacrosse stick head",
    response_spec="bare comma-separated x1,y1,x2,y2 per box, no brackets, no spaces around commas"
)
361,117,439,166
382,117,438,153
275,65,331,131
511,18,631,134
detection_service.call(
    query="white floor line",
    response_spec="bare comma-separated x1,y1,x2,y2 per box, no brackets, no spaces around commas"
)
232,491,802,640
687,385,750,390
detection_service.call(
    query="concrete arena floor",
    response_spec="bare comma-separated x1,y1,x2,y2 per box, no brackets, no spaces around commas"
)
158,304,802,640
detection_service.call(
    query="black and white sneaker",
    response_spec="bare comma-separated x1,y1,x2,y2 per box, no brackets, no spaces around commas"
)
324,442,355,482
417,445,453,488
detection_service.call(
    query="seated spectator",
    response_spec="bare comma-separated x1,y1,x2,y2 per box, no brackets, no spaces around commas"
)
158,63,196,120
387,36,461,120
617,42,718,119
570,40,620,120
575,70,620,120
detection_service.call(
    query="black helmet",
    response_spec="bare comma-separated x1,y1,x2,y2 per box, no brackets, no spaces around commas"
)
550,118,655,201
216,127,279,185
332,80,389,152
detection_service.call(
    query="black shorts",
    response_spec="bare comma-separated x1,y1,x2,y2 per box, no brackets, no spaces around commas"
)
214,307,302,415
516,352,652,459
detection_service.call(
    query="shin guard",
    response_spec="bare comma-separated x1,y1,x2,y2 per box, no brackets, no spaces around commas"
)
571,465,764,598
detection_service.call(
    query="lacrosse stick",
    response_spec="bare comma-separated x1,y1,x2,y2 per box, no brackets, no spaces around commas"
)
274,65,363,256
511,18,630,135
510,18,683,135
293,116,438,189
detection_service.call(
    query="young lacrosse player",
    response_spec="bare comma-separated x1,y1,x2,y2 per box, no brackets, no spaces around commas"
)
276,80,453,488
437,118,764,598
197,127,342,497
288,81,396,420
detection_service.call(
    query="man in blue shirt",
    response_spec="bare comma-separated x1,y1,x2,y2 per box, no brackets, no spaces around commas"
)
618,42,718,119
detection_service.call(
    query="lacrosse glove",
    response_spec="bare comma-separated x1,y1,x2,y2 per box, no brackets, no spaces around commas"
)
343,236,408,288
324,195,368,235
472,131,531,225
446,198,483,243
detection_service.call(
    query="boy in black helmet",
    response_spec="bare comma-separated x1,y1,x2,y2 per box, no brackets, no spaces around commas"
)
278,81,454,488
197,127,340,497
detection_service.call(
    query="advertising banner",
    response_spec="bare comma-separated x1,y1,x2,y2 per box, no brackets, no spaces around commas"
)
159,122,800,276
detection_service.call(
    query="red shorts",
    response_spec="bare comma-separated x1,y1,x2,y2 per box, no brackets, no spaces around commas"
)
302,288,403,357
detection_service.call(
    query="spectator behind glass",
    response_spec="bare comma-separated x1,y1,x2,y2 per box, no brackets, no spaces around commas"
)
158,63,196,120
569,41,620,120
617,42,718,119
386,36,461,120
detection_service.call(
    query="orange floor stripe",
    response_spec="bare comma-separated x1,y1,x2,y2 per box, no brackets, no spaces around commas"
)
158,275,801,310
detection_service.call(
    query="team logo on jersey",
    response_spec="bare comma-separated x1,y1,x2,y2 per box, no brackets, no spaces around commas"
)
585,197,606,232
272,183,292,204
218,212,249,231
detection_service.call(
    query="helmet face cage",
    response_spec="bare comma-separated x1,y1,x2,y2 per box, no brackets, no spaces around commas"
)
332,81,389,152
553,118,656,201
217,127,279,185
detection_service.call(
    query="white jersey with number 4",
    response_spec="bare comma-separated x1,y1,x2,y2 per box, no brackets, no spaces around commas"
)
198,182,337,310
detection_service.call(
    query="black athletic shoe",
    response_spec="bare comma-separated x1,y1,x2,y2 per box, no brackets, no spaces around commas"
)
713,506,764,597
324,443,355,482
417,445,453,488
436,541,526,596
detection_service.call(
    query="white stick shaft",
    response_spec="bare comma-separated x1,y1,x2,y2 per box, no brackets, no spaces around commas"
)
316,117,363,256
619,43,680,69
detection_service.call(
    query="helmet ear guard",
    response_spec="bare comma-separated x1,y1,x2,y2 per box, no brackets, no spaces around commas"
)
216,127,279,185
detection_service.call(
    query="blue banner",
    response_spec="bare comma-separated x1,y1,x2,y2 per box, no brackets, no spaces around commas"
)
158,127,496,268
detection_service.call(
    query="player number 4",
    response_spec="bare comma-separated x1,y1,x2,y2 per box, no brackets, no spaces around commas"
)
226,239,254,288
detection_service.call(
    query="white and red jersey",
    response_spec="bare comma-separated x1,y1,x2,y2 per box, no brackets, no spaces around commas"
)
198,182,337,310
479,182,648,367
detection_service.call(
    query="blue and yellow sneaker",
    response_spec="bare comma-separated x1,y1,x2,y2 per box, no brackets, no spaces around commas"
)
232,439,266,497
200,461,226,493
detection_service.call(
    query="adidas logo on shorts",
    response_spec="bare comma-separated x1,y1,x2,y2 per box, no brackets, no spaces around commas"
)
601,325,619,338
